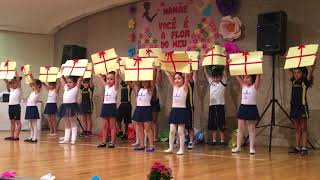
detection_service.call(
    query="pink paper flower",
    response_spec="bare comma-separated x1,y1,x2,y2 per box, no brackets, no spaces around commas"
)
128,32,135,42
219,16,242,41
1,170,16,178
128,18,136,29
223,42,240,55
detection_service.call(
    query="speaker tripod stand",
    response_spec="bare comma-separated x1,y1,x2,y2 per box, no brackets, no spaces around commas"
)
244,54,314,152
56,116,85,132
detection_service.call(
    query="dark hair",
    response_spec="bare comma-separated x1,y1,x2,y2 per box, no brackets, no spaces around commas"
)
67,76,78,83
48,82,56,86
251,75,257,84
35,79,42,88
293,67,313,86
108,71,116,75
174,72,184,79
210,65,224,77
83,78,90,84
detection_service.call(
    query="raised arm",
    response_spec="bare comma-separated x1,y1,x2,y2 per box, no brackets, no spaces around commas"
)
183,73,191,91
55,80,61,93
203,66,210,81
164,70,174,87
15,71,21,88
132,81,140,94
42,82,49,91
307,66,314,81
76,77,82,88
288,69,294,80
4,79,10,91
60,76,67,87
254,74,261,89
98,75,107,87
155,68,162,85
223,66,229,79
236,76,244,87
114,70,120,90
30,73,40,93
192,71,197,83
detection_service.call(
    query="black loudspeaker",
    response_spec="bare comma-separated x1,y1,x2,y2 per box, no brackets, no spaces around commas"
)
257,11,287,55
61,45,87,64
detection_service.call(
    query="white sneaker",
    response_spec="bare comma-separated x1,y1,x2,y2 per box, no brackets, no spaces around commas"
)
71,141,76,145
250,148,256,154
164,148,173,153
59,137,65,141
131,142,139,147
232,147,241,153
187,142,194,149
176,150,184,155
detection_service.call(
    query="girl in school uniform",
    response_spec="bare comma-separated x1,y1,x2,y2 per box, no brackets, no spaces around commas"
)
232,74,261,154
24,75,42,143
151,68,161,142
79,78,94,137
58,76,82,144
288,67,314,156
164,71,191,155
117,80,132,140
132,79,156,152
43,81,60,136
186,71,196,149
204,66,228,146
97,71,119,148
3,71,22,141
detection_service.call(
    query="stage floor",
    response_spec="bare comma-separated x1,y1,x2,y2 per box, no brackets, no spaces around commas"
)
0,131,319,180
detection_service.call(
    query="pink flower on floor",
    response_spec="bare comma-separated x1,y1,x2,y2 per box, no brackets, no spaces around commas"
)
1,170,16,178
219,16,242,41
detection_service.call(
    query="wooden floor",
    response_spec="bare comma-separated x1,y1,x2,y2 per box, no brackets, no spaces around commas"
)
0,131,319,180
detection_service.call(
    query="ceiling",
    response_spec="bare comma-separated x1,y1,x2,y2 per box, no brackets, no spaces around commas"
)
0,0,137,34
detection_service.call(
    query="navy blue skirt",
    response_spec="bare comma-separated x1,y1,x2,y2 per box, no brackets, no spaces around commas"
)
58,103,80,118
100,103,118,118
25,106,40,120
237,104,259,121
44,103,58,115
80,102,93,114
168,108,191,125
132,106,152,122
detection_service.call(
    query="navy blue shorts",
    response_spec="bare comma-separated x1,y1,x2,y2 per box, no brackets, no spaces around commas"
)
25,106,40,120
58,103,80,118
44,103,58,115
151,99,161,112
290,104,309,120
100,103,118,118
117,103,132,124
237,104,259,121
8,104,21,120
168,108,190,125
132,106,152,122
208,105,225,131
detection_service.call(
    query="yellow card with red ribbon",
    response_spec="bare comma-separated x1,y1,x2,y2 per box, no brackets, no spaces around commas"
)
39,66,59,83
83,63,92,79
175,51,199,71
159,52,191,73
56,64,64,79
0,60,16,80
138,48,162,66
124,57,154,81
284,44,319,69
229,51,263,76
21,64,33,84
119,57,128,74
91,48,119,75
202,45,227,66
62,59,88,77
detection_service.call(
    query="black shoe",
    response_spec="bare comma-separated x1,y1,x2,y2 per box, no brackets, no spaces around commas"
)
108,143,115,148
24,138,33,142
4,136,13,141
79,131,86,137
219,142,227,147
11,137,20,141
288,147,301,154
97,143,107,148
120,134,127,140
210,141,217,146
117,131,123,138
30,139,38,143
300,148,308,156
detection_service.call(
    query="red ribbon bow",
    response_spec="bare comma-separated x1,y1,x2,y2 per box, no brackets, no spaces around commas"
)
204,47,227,65
146,48,153,57
95,51,118,74
133,57,142,80
242,52,249,75
2,60,11,79
44,66,51,82
4,60,9,67
165,51,177,72
297,45,305,67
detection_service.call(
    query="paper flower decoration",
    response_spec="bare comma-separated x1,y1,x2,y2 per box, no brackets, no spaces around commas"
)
216,0,239,16
128,46,136,57
202,3,212,16
128,5,137,15
1,170,16,178
223,42,240,56
219,16,242,41
128,32,135,42
128,18,136,29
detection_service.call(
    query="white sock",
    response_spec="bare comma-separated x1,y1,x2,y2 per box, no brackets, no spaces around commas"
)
31,120,38,140
178,125,185,153
71,120,77,143
29,121,34,139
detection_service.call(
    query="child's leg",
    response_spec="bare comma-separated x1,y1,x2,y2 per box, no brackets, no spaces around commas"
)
10,120,15,138
52,115,57,134
152,112,158,141
219,131,225,142
70,117,77,144
131,122,140,146
60,118,71,143
144,122,154,148
28,120,34,139
82,114,88,132
109,118,117,145
14,120,22,138
137,123,145,147
294,120,302,148
101,119,108,144
87,113,93,133
177,124,185,154
212,131,217,142
247,121,256,151
301,119,308,149
236,119,245,149
166,124,177,152
31,119,38,140
188,129,194,143
47,115,53,134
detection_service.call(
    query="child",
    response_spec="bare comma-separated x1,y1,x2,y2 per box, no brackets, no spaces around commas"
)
186,71,196,149
97,71,119,148
24,76,42,143
3,71,22,141
288,67,314,156
58,76,82,144
43,81,60,136
204,66,228,146
164,71,191,155
116,80,132,140
79,78,94,137
132,80,155,152
232,74,261,154
151,68,161,142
